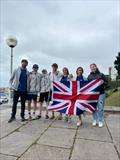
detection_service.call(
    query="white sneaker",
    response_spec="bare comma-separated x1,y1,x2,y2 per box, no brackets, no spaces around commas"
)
68,117,72,123
32,113,36,119
77,120,82,127
92,120,97,126
98,122,103,128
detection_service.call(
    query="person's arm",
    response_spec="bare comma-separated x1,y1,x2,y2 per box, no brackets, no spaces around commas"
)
9,69,16,89
27,73,31,92
102,74,108,86
39,74,42,92
87,75,90,80
46,76,51,91
57,71,63,79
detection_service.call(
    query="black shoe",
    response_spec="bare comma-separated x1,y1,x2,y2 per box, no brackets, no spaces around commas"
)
8,117,16,123
36,115,41,119
45,115,49,119
21,118,27,122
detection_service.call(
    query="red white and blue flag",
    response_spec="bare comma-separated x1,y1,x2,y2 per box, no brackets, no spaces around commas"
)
48,79,103,115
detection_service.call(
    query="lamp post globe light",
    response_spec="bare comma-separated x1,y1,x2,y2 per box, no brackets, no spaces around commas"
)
6,36,17,101
6,36,18,75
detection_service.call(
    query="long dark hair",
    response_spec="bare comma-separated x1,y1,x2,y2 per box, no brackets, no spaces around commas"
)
90,63,100,73
76,67,84,75
63,67,69,75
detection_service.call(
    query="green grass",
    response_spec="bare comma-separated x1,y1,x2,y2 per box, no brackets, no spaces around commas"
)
105,88,120,107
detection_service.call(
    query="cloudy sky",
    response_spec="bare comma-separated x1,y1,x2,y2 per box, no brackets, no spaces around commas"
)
0,0,120,87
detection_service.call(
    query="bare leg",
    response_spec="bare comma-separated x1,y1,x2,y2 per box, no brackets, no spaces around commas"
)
68,115,72,123
33,100,37,114
50,111,55,119
78,115,82,121
36,102,42,119
39,102,42,115
45,103,49,119
58,112,62,120
28,101,32,119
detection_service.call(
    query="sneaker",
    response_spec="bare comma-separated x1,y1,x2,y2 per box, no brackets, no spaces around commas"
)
8,117,16,123
36,115,41,119
32,113,36,120
92,120,97,126
45,115,49,119
21,118,27,122
68,116,72,123
77,120,82,127
65,115,68,122
98,122,103,128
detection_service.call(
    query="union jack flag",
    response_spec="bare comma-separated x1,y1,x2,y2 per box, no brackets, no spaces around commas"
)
48,79,103,115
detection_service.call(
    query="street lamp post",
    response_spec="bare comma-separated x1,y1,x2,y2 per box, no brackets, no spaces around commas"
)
6,36,17,101
6,36,18,75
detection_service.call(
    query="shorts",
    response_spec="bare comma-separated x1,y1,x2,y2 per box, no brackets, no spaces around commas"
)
27,94,37,101
39,92,50,103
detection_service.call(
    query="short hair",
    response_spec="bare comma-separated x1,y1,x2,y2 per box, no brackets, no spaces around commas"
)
63,67,69,75
33,64,39,69
21,59,28,64
76,67,84,74
52,63,58,68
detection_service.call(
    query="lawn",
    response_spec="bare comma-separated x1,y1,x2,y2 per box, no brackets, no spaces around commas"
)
105,88,120,107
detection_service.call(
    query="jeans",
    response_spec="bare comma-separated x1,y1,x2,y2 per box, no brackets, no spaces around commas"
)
11,91,27,118
93,93,106,122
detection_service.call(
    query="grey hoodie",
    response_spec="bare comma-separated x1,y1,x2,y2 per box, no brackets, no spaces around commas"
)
40,74,51,93
27,72,42,94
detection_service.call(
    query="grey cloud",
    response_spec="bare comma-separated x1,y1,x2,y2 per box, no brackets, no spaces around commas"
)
0,0,119,87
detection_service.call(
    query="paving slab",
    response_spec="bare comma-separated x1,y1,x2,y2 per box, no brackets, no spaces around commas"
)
71,139,119,160
76,115,112,142
19,119,52,139
0,120,24,139
0,154,17,160
19,144,70,160
77,123,112,142
0,132,35,156
51,118,77,129
105,114,120,139
37,127,76,148
105,114,120,154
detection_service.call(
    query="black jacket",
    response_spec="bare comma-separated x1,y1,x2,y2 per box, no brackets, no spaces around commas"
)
87,69,108,94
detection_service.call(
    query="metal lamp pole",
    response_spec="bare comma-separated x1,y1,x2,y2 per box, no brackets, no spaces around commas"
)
6,36,17,101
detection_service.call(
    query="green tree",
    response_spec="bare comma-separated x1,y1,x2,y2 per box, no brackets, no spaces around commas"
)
114,52,120,79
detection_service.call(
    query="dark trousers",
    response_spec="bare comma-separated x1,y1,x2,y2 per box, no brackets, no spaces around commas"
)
11,91,27,118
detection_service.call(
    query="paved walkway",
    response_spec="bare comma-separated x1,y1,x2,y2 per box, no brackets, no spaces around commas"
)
0,107,120,160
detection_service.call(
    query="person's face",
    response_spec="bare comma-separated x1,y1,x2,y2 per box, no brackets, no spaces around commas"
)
63,69,68,76
42,72,47,76
90,64,97,73
52,66,57,72
77,68,83,76
21,62,28,68
33,68,38,72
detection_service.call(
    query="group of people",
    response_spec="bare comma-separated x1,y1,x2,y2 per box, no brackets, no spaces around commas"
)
8,59,108,128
